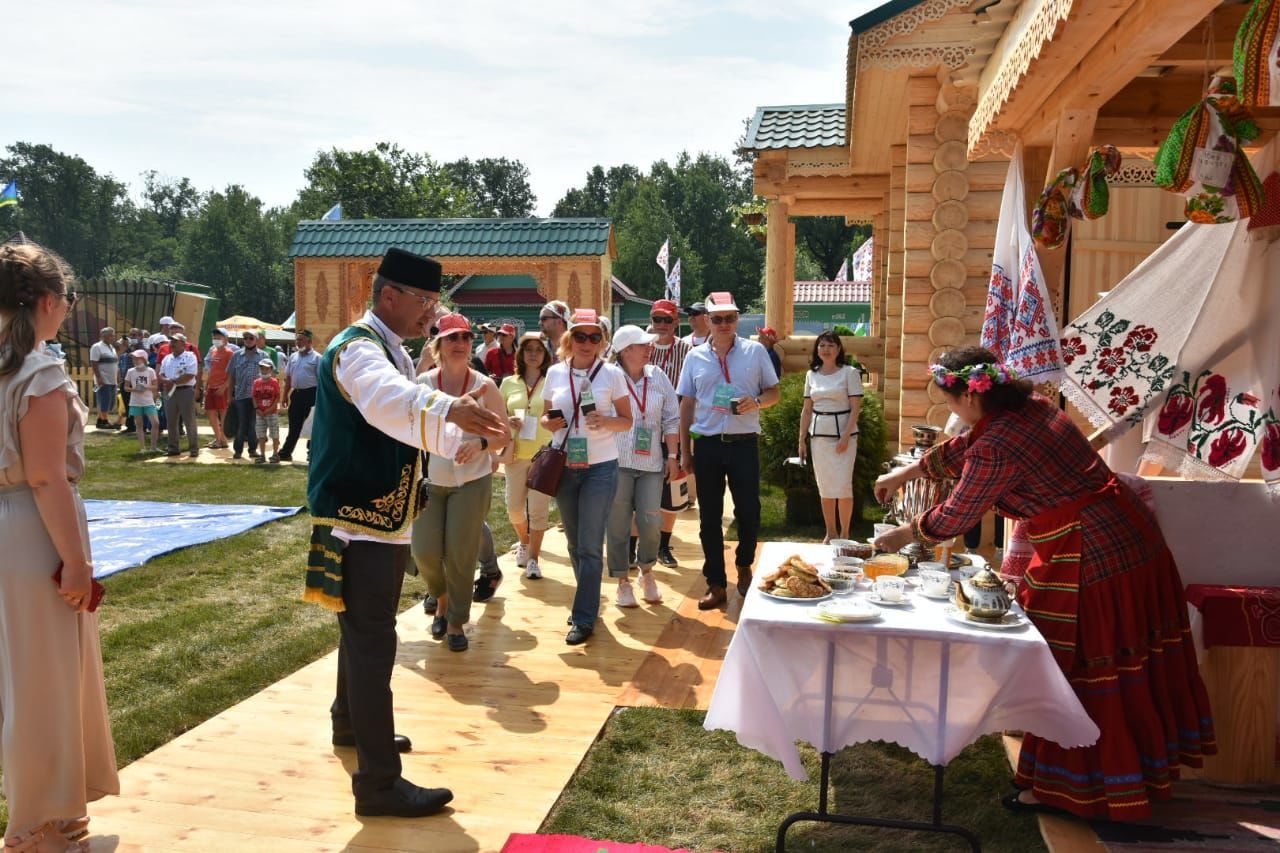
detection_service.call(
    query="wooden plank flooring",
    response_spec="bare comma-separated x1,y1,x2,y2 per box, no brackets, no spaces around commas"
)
86,503,737,852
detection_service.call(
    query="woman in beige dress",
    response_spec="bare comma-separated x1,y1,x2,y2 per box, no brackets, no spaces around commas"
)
0,244,118,852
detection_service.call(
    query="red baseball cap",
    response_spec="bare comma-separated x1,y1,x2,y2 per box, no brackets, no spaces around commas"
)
499,323,516,337
651,299,678,317
569,309,602,331
435,313,472,337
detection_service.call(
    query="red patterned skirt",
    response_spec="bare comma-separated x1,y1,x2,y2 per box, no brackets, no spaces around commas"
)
1014,478,1216,821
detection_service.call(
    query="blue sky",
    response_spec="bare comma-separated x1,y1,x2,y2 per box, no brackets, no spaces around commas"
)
10,1,882,214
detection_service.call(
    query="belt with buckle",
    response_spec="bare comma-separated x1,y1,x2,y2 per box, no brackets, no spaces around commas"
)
716,432,757,444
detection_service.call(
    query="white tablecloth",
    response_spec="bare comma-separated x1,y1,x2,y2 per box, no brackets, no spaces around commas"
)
704,543,1100,780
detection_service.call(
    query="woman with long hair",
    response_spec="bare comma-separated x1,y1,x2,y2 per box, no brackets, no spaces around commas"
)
873,346,1214,822
411,312,509,652
798,330,862,542
541,309,632,645
605,325,679,608
0,243,119,851
497,331,554,580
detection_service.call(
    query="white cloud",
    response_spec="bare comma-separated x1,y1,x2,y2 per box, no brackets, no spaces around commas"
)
10,0,882,212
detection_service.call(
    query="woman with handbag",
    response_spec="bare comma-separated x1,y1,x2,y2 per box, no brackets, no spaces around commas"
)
0,244,118,852
605,326,679,608
540,309,632,645
410,312,509,652
798,330,862,543
498,331,554,580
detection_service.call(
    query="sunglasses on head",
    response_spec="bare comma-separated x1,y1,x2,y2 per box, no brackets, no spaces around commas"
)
650,316,674,324
571,331,603,344
709,314,736,325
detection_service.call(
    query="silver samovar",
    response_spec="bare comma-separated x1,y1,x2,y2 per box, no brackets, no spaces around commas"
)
882,425,955,564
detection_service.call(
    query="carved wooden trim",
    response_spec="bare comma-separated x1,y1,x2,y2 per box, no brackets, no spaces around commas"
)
861,43,976,70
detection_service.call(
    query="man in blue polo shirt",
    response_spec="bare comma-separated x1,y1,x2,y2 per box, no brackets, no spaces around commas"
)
677,291,779,610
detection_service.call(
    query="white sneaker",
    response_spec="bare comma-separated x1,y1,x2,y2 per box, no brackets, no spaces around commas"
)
516,542,529,568
524,558,542,580
639,570,662,604
616,579,639,608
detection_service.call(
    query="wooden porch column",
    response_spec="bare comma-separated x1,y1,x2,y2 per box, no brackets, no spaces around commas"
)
884,146,907,449
764,199,795,335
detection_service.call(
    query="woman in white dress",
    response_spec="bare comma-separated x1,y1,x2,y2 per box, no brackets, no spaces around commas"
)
798,331,863,543
0,243,119,852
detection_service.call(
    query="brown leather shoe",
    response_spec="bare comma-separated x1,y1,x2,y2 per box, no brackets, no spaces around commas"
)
697,586,727,610
735,565,753,595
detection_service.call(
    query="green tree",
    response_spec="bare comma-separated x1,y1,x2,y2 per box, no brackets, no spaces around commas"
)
134,171,203,274
0,142,136,276
612,181,702,302
179,185,291,320
292,142,473,220
552,165,643,217
795,218,871,280
442,157,536,217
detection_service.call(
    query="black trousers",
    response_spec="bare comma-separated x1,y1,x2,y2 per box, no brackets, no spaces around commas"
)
231,397,257,456
280,386,316,458
331,540,409,797
693,435,761,588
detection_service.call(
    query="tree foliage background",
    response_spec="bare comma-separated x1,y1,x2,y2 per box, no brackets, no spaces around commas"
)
0,137,866,320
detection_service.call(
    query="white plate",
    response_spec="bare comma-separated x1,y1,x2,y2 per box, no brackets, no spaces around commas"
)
815,600,881,623
760,588,832,604
866,592,913,607
943,605,1028,630
918,586,954,600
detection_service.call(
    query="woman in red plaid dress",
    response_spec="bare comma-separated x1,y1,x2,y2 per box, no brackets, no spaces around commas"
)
874,346,1214,822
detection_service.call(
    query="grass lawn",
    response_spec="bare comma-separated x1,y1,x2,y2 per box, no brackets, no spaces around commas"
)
750,482,884,544
543,708,1046,852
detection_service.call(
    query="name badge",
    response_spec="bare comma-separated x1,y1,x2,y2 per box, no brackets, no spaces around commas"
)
712,383,735,413
634,426,653,456
567,436,589,468
519,414,539,441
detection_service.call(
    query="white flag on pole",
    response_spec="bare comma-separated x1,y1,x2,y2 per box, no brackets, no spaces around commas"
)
665,258,682,305
834,259,848,282
656,238,670,275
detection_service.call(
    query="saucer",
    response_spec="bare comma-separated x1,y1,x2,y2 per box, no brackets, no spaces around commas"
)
943,605,1028,630
918,586,954,600
815,600,882,623
866,592,912,607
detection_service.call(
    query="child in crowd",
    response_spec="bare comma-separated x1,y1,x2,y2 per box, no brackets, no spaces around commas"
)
124,349,160,453
252,359,282,463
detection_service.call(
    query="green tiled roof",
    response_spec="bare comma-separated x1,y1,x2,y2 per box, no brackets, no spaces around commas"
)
742,104,846,151
288,218,613,259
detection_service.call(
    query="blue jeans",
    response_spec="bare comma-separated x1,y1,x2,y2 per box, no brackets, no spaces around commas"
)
606,468,664,578
556,460,618,629
95,385,116,420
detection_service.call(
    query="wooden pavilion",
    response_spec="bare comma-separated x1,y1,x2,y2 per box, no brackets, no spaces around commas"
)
743,0,1256,448
288,218,616,348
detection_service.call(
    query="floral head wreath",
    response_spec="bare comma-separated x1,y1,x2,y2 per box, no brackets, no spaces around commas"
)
928,362,1020,394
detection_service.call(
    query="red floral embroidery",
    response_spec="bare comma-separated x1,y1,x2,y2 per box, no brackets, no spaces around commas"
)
1208,427,1249,467
1240,392,1260,407
1096,347,1127,376
1108,386,1140,416
1158,394,1194,436
1262,422,1280,472
1061,336,1086,365
1197,374,1228,424
1124,325,1158,352
1087,379,1104,391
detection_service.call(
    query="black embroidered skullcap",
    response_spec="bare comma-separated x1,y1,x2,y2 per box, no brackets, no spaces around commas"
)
378,247,442,293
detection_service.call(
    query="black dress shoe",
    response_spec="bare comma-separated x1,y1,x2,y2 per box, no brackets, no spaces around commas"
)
1000,790,1066,816
430,616,447,639
447,632,468,652
657,545,679,567
565,624,592,645
423,594,438,614
332,732,413,753
355,777,453,817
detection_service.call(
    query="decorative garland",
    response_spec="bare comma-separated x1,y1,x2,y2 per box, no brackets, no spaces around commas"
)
929,362,1020,393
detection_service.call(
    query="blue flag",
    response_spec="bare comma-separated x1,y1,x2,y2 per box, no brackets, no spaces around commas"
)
0,180,17,208
322,202,342,221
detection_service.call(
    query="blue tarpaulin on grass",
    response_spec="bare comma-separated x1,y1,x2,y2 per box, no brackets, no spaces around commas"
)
85,499,303,579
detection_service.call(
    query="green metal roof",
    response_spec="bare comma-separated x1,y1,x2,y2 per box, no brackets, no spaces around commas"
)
288,218,613,259
741,104,846,151
850,0,928,34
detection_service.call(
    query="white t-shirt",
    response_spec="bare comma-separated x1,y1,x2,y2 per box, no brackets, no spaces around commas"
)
125,366,157,407
159,350,199,387
418,368,493,487
542,360,629,465
90,340,118,386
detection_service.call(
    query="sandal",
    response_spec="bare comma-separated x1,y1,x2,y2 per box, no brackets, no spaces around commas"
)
55,819,88,842
5,822,89,852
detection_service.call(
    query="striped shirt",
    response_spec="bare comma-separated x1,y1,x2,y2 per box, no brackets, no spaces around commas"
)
614,365,680,473
648,338,691,389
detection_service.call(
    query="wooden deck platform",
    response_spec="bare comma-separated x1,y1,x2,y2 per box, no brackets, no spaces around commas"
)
86,504,738,852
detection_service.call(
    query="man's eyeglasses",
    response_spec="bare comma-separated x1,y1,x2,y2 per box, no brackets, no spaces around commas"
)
710,314,737,325
62,290,79,309
386,284,438,310
571,332,603,344
650,316,675,325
